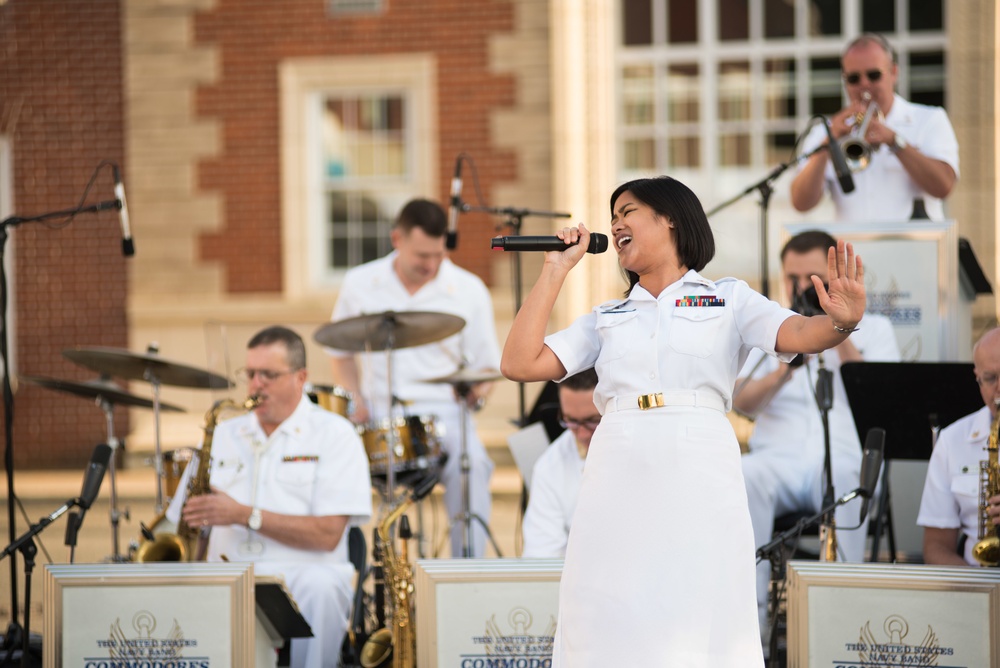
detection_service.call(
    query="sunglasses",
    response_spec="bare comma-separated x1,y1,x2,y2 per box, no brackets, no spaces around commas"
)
843,69,883,85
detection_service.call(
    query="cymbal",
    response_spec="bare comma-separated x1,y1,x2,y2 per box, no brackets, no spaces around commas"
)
421,368,504,386
315,311,466,352
19,375,185,412
63,347,233,390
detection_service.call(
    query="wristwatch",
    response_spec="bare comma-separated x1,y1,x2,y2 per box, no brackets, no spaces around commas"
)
247,507,263,531
891,133,908,153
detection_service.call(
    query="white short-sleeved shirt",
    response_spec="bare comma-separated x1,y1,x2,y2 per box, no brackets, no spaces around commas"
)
916,405,991,566
328,252,501,414
741,312,900,461
168,396,373,567
522,429,585,558
799,94,960,222
544,270,796,412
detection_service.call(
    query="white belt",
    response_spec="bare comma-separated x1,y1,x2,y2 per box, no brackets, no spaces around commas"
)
604,390,726,414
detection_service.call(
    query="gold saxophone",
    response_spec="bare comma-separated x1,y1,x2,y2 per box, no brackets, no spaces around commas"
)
973,402,1000,566
134,395,260,562
360,493,418,668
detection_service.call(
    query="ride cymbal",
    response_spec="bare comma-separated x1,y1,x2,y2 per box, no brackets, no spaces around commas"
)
421,368,504,386
63,347,233,390
314,311,466,352
19,375,185,411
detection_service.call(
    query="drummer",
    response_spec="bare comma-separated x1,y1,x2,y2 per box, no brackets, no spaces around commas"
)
328,198,502,558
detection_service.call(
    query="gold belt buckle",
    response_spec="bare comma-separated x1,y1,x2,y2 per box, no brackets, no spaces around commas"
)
637,392,664,410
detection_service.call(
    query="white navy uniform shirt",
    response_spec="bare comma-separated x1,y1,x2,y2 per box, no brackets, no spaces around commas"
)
522,429,586,558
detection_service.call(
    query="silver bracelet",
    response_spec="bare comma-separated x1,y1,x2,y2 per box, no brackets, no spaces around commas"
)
833,323,860,334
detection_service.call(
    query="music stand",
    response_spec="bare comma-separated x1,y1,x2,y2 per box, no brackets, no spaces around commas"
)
840,362,983,560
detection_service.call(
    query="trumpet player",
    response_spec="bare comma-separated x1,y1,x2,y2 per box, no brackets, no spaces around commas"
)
790,33,959,222
169,326,372,668
918,327,1000,567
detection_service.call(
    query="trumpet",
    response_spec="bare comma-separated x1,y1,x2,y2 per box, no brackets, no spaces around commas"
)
839,93,884,173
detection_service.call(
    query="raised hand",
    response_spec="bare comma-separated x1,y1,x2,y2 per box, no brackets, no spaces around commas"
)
813,240,866,329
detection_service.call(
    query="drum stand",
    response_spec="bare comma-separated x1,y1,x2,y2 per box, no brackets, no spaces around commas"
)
451,381,501,558
95,395,127,562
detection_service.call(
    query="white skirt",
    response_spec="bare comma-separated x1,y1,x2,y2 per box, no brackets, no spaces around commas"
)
552,406,764,667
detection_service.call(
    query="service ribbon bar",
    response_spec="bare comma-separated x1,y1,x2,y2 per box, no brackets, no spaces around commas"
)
675,295,725,307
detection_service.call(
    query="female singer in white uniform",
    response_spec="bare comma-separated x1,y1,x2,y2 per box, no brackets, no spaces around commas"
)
500,176,867,667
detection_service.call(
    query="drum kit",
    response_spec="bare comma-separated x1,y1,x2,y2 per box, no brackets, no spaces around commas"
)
314,310,504,557
20,346,230,562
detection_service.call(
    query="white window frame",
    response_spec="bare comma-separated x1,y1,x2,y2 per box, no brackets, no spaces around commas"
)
279,54,438,298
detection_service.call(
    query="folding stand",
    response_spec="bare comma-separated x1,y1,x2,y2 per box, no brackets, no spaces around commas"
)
840,361,984,560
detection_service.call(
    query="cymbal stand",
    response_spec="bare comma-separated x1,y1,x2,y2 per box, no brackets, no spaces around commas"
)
95,395,126,561
452,380,502,558
378,318,398,505
145,368,166,514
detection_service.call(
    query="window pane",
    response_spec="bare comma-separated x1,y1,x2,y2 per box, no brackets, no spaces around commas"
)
624,138,657,170
718,0,749,41
623,65,656,125
719,133,750,166
764,0,795,39
668,136,700,168
668,0,698,44
809,56,843,115
909,0,943,31
764,58,796,119
666,63,700,123
718,61,751,121
861,0,895,34
766,131,798,165
623,0,653,45
908,51,945,107
808,0,842,36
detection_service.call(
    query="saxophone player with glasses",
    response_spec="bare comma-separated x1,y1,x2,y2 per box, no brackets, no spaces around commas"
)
167,326,372,668
790,33,959,223
918,327,1000,567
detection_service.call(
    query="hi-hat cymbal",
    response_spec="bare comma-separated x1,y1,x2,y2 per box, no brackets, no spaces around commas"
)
63,347,233,390
19,375,186,412
421,368,504,386
314,311,466,352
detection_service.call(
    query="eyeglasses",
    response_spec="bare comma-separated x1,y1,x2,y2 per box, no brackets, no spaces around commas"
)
558,413,602,431
977,372,1000,387
844,69,883,85
236,367,301,383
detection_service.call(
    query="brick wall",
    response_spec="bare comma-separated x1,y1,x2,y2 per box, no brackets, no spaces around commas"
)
0,0,129,468
194,0,518,291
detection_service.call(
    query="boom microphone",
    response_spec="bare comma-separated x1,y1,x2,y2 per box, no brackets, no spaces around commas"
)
491,233,609,254
823,118,856,194
78,443,113,510
112,164,136,256
447,156,463,250
857,428,886,524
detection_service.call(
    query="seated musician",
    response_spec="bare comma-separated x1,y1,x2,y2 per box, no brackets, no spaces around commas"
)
918,327,1000,566
522,368,598,558
168,326,372,668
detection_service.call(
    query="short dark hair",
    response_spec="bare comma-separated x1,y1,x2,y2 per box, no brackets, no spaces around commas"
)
609,176,715,295
559,368,598,392
780,230,837,262
247,326,306,369
843,32,898,66
395,198,447,237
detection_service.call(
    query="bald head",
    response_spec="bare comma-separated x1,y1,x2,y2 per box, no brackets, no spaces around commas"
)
973,328,1000,417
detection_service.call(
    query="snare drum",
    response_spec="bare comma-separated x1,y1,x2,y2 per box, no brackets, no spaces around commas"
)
309,384,352,418
162,447,196,500
359,415,441,473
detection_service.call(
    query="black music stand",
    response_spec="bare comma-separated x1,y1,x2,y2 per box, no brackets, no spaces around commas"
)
840,362,983,561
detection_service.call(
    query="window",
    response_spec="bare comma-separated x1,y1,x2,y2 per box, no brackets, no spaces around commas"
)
280,55,438,296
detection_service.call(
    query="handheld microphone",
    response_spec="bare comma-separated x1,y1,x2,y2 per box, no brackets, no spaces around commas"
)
447,156,463,250
823,118,856,194
857,427,886,523
112,165,136,256
78,443,113,510
491,233,609,254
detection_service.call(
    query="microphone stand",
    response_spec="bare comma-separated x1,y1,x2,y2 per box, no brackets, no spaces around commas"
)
814,354,837,563
0,496,85,668
756,483,866,668
707,145,823,298
0,199,120,657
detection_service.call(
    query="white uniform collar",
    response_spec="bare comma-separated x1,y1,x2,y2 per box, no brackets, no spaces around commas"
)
962,405,994,444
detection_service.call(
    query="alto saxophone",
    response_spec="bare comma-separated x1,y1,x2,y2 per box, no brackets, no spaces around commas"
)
134,395,260,562
973,401,1000,566
360,493,418,668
